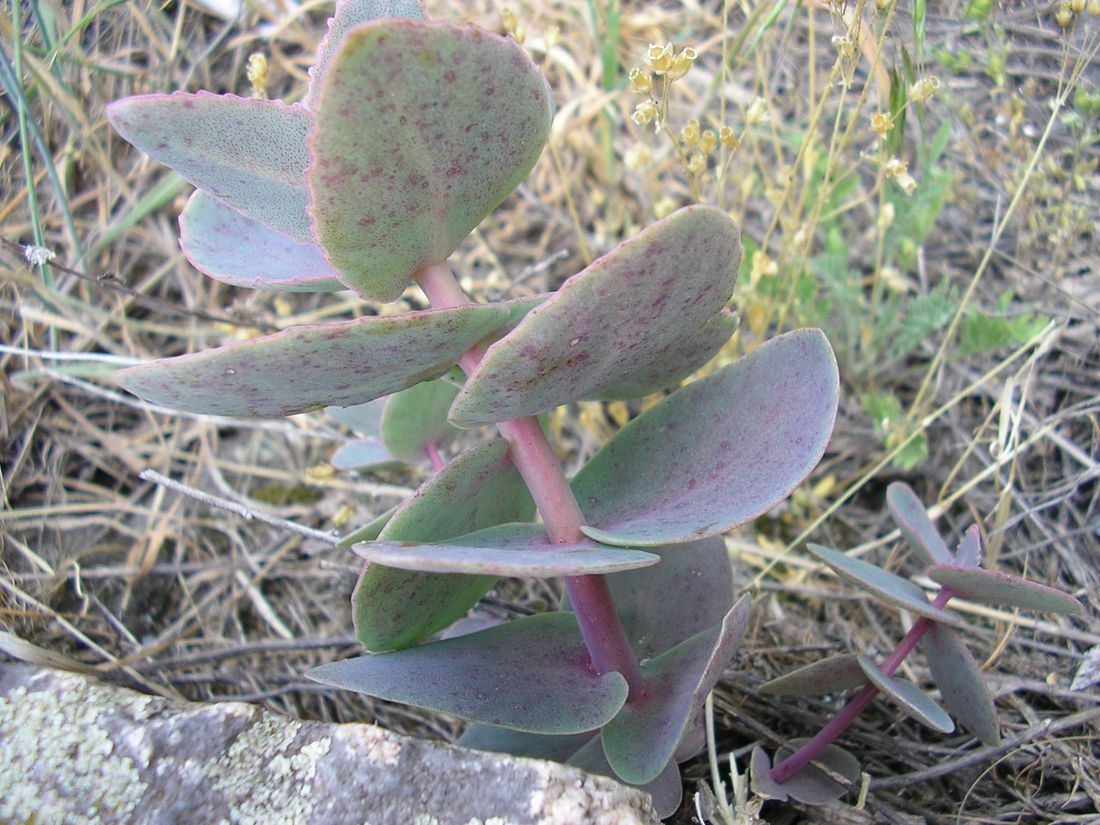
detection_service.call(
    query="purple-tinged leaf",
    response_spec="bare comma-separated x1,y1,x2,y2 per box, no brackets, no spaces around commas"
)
856,656,954,733
107,92,313,241
569,736,683,819
354,439,535,651
770,741,860,805
115,304,507,418
309,20,553,301
601,537,734,659
309,612,628,734
749,747,788,802
758,653,868,696
923,622,1000,745
451,207,741,425
572,330,839,547
458,725,594,764
330,438,400,471
807,544,962,625
337,505,398,549
601,596,752,785
381,380,460,463
178,191,342,292
305,0,427,109
954,524,982,567
1070,645,1100,692
887,482,952,565
354,523,659,576
927,565,1082,615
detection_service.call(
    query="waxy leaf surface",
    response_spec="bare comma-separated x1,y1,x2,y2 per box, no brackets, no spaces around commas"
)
329,438,400,471
572,330,839,546
887,482,952,565
380,379,460,463
923,622,1000,744
758,653,868,696
954,524,983,567
601,596,752,785
807,544,961,625
309,20,553,301
354,439,535,651
115,304,506,417
754,742,860,805
327,397,386,436
856,656,954,733
928,565,1082,614
305,0,427,109
309,612,628,733
179,191,342,292
337,506,397,549
451,207,741,425
569,736,683,819
107,92,312,240
355,523,659,576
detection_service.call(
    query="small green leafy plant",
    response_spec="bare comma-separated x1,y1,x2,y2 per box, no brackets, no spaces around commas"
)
750,482,1082,805
107,1,839,814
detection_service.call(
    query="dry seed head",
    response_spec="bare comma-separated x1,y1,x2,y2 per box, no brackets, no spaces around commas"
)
666,47,697,82
908,75,940,103
894,172,917,195
699,130,718,155
745,97,770,125
687,151,707,176
647,42,675,73
831,35,857,59
1055,3,1074,25
883,156,908,177
719,125,740,148
870,112,893,139
629,67,652,94
680,118,701,146
247,53,269,99
631,99,659,128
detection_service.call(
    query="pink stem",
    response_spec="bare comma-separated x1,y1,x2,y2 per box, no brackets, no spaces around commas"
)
415,263,645,698
770,588,957,784
424,441,446,472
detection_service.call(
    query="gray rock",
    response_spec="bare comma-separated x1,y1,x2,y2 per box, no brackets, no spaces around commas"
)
0,664,661,825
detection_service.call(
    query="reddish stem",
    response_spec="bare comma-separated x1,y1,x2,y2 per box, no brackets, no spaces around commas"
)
424,441,446,472
415,263,645,698
770,587,957,784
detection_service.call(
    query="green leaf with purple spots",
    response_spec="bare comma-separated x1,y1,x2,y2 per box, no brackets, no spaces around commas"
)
922,622,1000,745
601,595,752,785
568,736,684,819
807,545,961,625
927,565,1082,614
450,207,741,426
354,523,659,576
354,439,535,651
856,656,954,733
179,191,342,292
758,653,869,696
115,304,506,417
337,506,398,549
305,0,427,109
308,20,553,301
571,329,839,547
308,612,628,734
107,92,313,241
886,482,953,565
380,379,460,463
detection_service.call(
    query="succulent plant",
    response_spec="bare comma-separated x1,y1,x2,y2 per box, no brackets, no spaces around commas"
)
107,1,841,815
751,482,1083,806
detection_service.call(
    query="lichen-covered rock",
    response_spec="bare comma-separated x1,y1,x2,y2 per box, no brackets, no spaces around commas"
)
0,664,660,825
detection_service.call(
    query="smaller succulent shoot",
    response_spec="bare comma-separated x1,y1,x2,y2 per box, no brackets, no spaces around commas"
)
753,482,1083,806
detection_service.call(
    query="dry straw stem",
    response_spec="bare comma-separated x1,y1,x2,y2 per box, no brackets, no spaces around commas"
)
2,0,1097,819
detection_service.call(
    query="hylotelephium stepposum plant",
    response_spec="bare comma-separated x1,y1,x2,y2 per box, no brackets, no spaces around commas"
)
748,482,1083,806
106,1,841,815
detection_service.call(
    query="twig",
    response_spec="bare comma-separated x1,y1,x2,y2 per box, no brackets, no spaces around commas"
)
139,469,338,545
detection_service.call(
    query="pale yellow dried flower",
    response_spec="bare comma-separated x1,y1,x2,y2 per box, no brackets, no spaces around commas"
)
247,53,268,99
745,97,770,125
629,67,652,94
624,143,653,170
870,112,893,139
647,42,675,73
501,8,525,43
666,47,697,81
883,156,908,177
718,125,740,149
894,172,917,195
631,99,658,127
687,151,707,176
1055,2,1074,25
908,75,940,103
1070,0,1086,12
680,118,701,146
831,35,856,58
699,129,718,155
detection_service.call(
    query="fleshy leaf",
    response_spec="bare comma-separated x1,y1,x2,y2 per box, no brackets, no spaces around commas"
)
308,20,553,301
954,524,982,567
927,564,1082,614
107,92,312,240
807,544,961,625
179,191,342,292
380,379,460,463
354,439,535,651
886,482,952,565
305,0,427,109
856,656,954,733
749,747,789,802
115,304,507,417
758,653,868,696
572,330,839,547
923,622,1000,744
601,596,752,785
354,523,659,576
327,397,386,436
308,612,628,734
770,741,861,805
337,505,398,549
569,736,683,819
451,207,741,425
329,438,400,471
